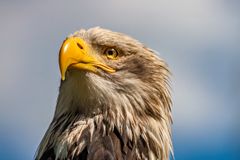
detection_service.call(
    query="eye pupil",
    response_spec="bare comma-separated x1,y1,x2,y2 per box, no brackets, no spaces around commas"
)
108,50,114,55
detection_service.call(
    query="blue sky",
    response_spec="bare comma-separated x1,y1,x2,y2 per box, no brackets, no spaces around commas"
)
0,0,239,159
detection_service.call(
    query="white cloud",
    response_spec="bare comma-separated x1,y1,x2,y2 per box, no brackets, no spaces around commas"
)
172,67,234,136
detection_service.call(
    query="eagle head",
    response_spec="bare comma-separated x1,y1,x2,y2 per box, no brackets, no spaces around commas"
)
36,27,173,160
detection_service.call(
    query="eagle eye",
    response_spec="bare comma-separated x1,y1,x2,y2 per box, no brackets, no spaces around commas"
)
104,48,118,59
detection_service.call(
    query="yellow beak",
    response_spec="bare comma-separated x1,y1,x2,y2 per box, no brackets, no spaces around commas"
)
59,37,115,80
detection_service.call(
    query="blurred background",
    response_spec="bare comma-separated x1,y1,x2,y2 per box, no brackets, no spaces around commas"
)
0,0,239,159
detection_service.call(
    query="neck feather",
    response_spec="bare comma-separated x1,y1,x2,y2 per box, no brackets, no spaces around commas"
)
36,71,173,159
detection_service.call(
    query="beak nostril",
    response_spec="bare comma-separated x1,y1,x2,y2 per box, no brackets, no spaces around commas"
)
77,43,84,49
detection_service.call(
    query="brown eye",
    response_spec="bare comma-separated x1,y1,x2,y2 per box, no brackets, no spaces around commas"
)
104,48,118,59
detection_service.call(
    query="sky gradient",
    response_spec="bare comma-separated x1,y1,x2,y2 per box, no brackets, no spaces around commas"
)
0,0,239,159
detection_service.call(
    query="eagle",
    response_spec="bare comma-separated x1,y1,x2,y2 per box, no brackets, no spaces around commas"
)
35,27,173,160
